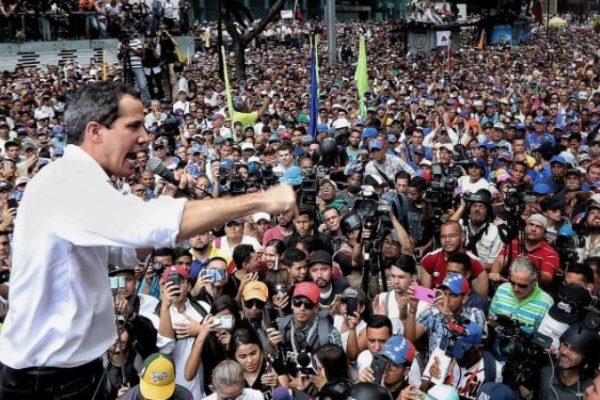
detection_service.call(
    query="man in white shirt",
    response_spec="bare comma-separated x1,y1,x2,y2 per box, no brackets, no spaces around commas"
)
203,360,264,400
0,82,296,399
157,265,210,399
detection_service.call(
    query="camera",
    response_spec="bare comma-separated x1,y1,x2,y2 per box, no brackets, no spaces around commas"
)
343,287,359,315
555,230,586,269
425,163,457,217
354,185,391,231
156,117,181,137
201,268,226,283
212,314,234,331
0,269,10,284
151,261,165,275
494,315,547,390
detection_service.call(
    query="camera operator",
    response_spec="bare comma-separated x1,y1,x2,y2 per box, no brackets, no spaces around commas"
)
420,221,489,298
450,189,502,270
533,321,599,400
489,257,553,335
117,29,151,106
490,214,560,289
405,273,487,358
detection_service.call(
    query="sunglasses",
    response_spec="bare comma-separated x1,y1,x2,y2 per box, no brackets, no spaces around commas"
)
244,299,265,309
153,145,165,151
292,298,315,310
509,279,532,290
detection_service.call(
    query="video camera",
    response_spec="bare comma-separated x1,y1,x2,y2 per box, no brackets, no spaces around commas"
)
555,228,586,270
424,163,457,216
156,117,182,137
297,166,328,207
494,315,549,390
354,185,391,232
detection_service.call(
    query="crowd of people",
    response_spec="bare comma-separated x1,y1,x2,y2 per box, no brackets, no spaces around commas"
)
3,9,600,400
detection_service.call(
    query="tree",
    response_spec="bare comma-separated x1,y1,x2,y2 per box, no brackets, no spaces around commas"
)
220,0,286,79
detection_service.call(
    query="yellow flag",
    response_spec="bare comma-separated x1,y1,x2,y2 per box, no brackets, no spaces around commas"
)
221,46,235,120
476,30,485,50
102,49,108,81
354,35,368,119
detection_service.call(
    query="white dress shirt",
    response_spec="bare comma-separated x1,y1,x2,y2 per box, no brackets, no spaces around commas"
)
0,145,186,369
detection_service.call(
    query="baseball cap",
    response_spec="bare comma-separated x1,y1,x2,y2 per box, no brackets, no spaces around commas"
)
280,166,303,186
319,178,338,191
317,124,330,133
241,143,254,152
293,281,320,305
420,159,432,167
140,353,176,400
15,176,30,186
532,182,552,195
578,153,592,164
369,139,383,150
268,134,281,143
535,116,546,124
191,144,203,155
588,193,600,211
219,159,234,171
107,263,135,277
439,143,454,153
448,321,483,359
362,127,378,139
550,155,566,165
252,212,270,223
0,180,12,191
527,213,548,230
469,158,486,170
242,281,268,302
548,283,591,324
438,272,470,295
476,383,516,400
380,335,415,366
225,217,243,225
307,250,333,267
161,265,189,281
412,145,425,155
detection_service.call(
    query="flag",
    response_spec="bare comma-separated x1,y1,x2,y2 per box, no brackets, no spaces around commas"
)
354,34,368,119
436,31,451,47
102,49,108,81
221,46,235,120
309,41,318,139
294,0,303,22
204,28,211,49
476,29,486,50
531,0,543,25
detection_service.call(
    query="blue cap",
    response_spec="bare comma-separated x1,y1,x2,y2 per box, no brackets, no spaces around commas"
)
268,134,281,143
558,224,576,237
191,144,203,154
369,139,383,150
361,127,378,139
317,124,330,133
459,111,470,118
280,166,303,186
225,217,243,225
476,383,517,400
448,321,483,360
469,158,487,170
535,116,546,124
387,134,397,144
54,147,64,156
438,272,470,295
486,142,498,150
579,145,590,154
570,118,581,125
532,182,553,195
380,336,415,366
550,155,566,165
220,159,234,171
516,123,526,130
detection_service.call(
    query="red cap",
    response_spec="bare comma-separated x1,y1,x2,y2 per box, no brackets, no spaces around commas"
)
293,282,320,305
161,265,189,281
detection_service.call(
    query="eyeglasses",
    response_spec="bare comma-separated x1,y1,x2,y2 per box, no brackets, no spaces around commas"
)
153,145,165,151
509,279,532,290
292,298,315,310
244,299,265,309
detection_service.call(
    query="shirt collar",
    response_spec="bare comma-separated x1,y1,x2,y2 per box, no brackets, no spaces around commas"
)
63,144,111,182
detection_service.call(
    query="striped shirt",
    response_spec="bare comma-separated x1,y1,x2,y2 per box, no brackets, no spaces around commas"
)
498,239,560,278
489,282,553,334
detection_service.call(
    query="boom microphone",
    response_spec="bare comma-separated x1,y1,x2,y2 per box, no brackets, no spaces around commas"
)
146,157,198,199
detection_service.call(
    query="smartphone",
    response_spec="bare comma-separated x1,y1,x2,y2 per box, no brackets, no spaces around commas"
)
167,271,181,290
413,285,437,305
109,276,126,295
7,199,18,210
201,268,225,282
344,288,359,315
213,314,234,331
371,354,388,384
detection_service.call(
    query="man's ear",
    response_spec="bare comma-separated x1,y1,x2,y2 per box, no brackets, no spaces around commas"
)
83,121,103,144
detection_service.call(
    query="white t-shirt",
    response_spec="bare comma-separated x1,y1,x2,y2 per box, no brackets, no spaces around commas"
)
457,176,491,195
218,235,263,256
445,356,503,400
333,314,366,353
375,291,429,336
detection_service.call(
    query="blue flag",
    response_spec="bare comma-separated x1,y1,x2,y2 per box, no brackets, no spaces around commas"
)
309,44,318,139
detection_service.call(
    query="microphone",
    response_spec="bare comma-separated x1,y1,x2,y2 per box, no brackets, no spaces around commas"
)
146,157,197,199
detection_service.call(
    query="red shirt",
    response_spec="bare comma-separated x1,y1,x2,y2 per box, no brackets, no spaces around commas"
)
499,239,560,278
421,248,485,287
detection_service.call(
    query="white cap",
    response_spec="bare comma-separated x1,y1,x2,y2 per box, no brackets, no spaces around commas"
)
15,176,30,186
248,156,262,164
241,143,254,151
419,159,432,166
253,212,271,223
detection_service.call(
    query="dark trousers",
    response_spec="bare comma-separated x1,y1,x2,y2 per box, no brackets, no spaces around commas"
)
0,358,104,400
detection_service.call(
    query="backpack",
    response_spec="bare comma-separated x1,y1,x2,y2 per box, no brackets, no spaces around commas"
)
278,310,334,354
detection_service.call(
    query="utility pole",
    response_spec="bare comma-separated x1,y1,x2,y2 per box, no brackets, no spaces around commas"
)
326,0,336,68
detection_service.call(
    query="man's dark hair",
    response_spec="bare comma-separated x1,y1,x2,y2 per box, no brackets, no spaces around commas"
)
64,82,139,145
447,252,472,273
278,142,294,154
298,204,315,220
154,247,175,258
4,141,18,152
366,315,393,335
390,254,417,275
282,247,307,267
566,264,594,285
299,236,329,254
233,244,255,270
208,256,229,268
395,171,411,182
